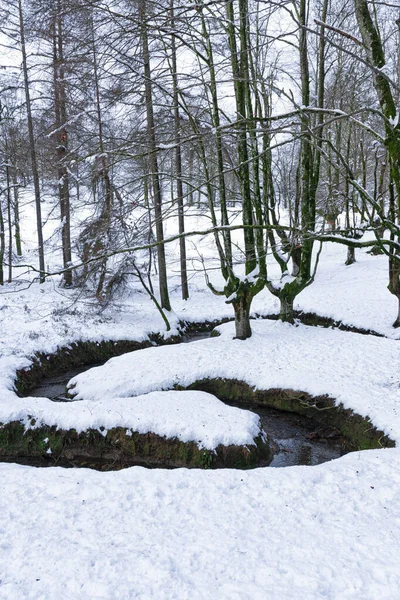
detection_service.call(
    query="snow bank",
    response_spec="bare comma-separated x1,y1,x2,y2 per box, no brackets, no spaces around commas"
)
70,320,400,443
1,241,398,377
1,449,400,599
296,243,400,338
0,390,262,451
0,202,399,597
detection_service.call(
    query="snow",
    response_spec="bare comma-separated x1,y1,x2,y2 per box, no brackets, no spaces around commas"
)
389,111,399,127
0,390,263,451
1,200,400,598
1,451,400,599
295,242,400,338
69,320,400,444
273,270,296,289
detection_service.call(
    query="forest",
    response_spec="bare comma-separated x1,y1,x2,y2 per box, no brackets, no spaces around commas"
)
0,0,400,598
0,0,399,336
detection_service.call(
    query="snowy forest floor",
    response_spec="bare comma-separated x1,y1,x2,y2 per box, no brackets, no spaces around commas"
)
1,200,400,599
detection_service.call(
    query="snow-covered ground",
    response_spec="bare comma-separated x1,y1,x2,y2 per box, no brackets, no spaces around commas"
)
69,321,400,445
0,389,263,451
2,450,400,600
1,198,400,598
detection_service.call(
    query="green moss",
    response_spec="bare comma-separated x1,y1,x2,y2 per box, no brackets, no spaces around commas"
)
10,329,395,470
198,450,214,469
0,420,271,470
210,329,221,338
185,378,395,451
15,335,186,397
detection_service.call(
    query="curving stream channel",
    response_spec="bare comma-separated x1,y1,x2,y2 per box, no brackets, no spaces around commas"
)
25,332,349,469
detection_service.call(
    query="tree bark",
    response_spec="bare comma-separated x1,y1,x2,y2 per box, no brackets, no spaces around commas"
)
140,0,171,311
200,6,232,271
170,0,189,300
86,13,115,300
6,164,12,283
279,296,295,324
291,245,301,277
12,168,22,257
18,0,45,283
53,1,72,286
226,0,257,275
233,293,252,340
344,125,356,264
0,198,4,285
91,17,113,216
393,296,400,328
345,246,356,265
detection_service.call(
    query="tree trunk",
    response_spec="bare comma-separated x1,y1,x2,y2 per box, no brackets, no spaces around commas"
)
291,245,301,277
12,168,22,257
345,246,356,265
226,0,256,276
233,294,252,340
389,248,400,327
354,0,400,328
75,162,80,205
6,164,12,283
271,0,316,319
140,0,171,311
170,0,188,300
91,19,112,216
393,297,400,328
187,148,194,206
280,296,295,324
0,198,4,285
87,14,114,300
200,5,232,271
18,0,45,283
53,1,72,287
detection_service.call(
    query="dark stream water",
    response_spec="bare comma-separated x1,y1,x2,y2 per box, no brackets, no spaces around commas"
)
27,341,347,469
247,405,345,467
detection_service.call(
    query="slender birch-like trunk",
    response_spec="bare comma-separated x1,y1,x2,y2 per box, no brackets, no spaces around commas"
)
53,0,72,286
18,0,45,282
170,0,189,300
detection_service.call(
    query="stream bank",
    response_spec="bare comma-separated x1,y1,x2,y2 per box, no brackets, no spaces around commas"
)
6,321,395,470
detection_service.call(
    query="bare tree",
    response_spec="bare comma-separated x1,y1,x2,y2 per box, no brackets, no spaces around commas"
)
52,0,73,286
18,0,45,282
139,0,171,311
169,0,189,300
354,0,400,326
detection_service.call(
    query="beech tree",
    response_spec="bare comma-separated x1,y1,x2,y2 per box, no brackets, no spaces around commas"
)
169,0,188,300
352,0,400,326
1,0,399,333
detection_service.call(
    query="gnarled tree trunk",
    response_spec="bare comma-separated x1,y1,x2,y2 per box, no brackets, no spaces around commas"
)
233,294,252,340
279,296,295,324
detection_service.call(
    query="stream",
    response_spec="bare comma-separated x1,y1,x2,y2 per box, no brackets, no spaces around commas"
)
26,330,348,468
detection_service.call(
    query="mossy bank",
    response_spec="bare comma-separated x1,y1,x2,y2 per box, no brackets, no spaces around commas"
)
0,421,271,470
6,329,396,471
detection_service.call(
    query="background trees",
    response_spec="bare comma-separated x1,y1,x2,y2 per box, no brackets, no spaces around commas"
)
0,0,399,334
353,0,400,325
